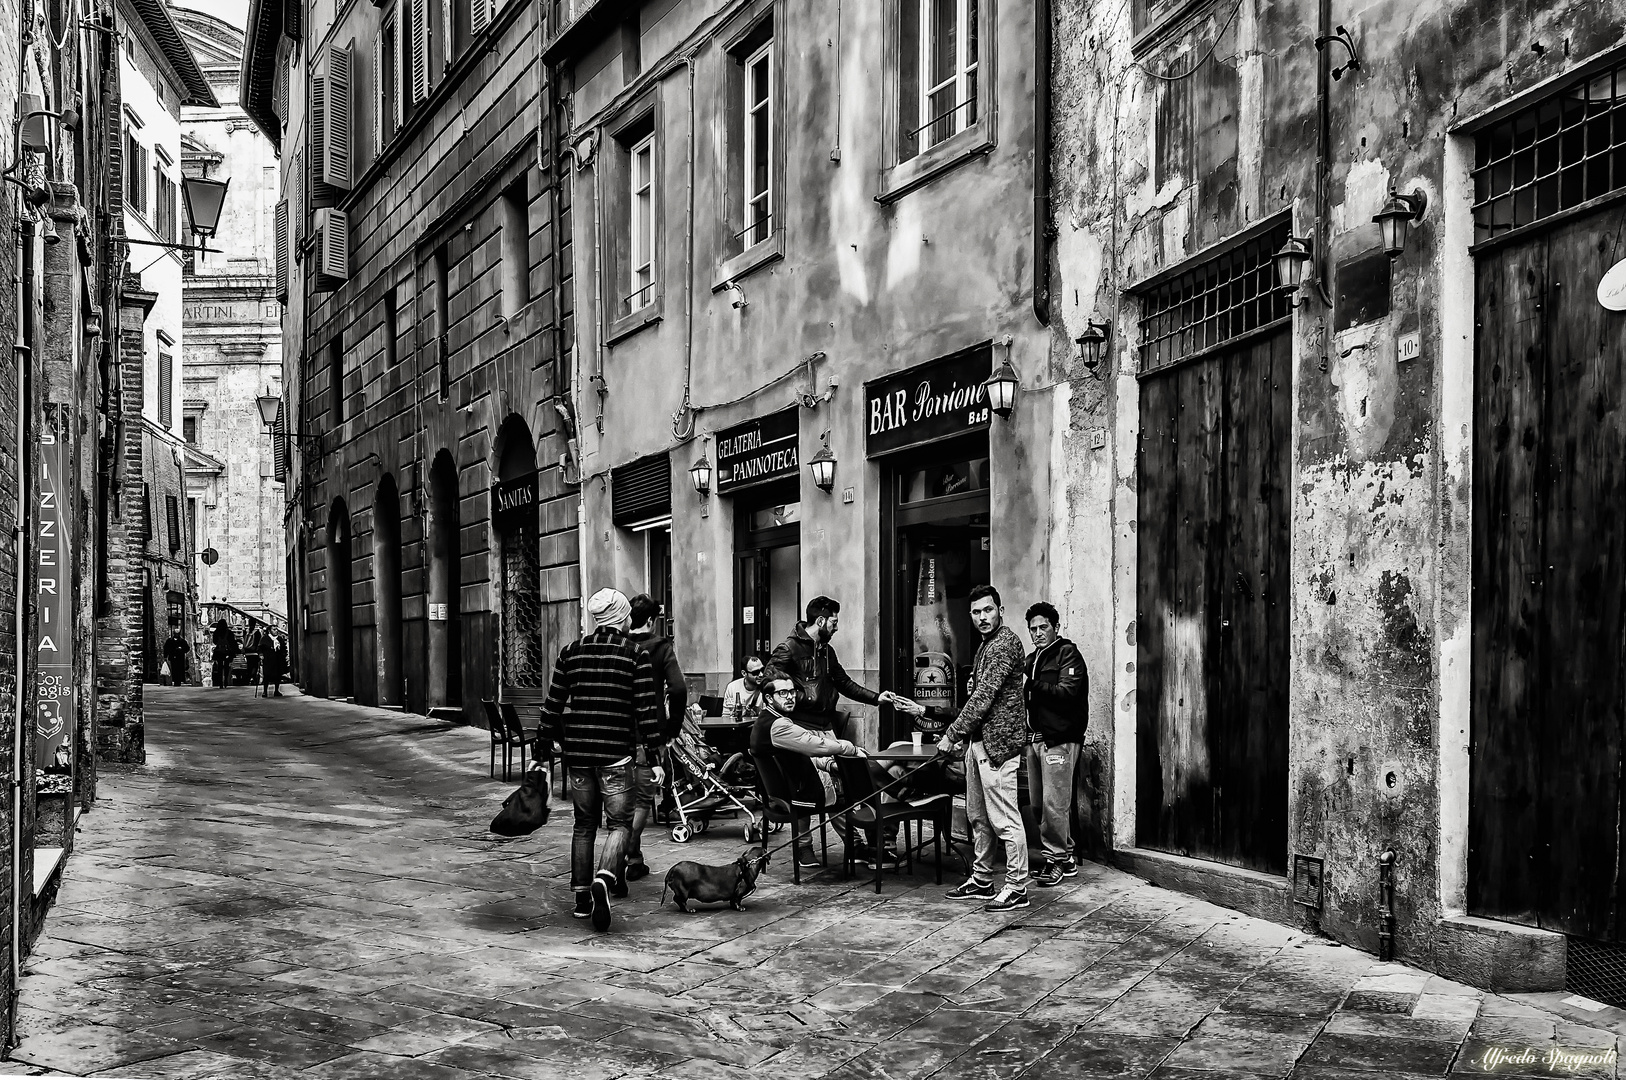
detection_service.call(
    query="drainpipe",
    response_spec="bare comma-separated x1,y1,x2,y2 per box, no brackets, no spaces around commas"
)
1032,0,1052,326
1378,849,1396,961
671,53,697,441
1314,0,1331,298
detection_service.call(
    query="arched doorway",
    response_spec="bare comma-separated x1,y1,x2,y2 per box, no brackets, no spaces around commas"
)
374,475,404,707
428,451,462,709
327,497,354,699
493,416,546,698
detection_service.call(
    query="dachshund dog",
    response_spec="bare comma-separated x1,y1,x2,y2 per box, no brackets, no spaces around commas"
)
659,845,770,912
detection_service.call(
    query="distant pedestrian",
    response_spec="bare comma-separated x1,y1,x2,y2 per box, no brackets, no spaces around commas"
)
162,629,191,686
245,628,264,687
625,593,686,883
1022,602,1087,887
538,588,665,931
210,620,238,688
940,585,1031,912
261,634,286,697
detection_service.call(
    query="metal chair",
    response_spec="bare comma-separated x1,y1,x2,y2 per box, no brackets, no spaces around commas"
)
833,755,951,893
483,700,529,780
750,749,833,884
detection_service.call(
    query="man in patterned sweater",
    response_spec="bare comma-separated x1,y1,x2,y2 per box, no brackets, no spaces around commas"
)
539,588,665,931
938,584,1033,912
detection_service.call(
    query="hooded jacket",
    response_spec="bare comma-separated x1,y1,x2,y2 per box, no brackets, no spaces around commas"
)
630,629,688,740
1025,637,1087,746
769,622,880,726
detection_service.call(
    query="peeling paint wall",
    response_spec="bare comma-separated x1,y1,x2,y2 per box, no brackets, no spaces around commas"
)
1054,0,1626,969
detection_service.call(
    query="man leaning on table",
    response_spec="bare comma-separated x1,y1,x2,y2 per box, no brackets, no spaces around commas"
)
936,585,1032,912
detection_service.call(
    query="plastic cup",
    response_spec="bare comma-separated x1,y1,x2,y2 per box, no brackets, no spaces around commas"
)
911,731,923,750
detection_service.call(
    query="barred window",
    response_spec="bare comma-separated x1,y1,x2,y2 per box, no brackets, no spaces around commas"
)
1136,219,1293,372
1474,57,1626,244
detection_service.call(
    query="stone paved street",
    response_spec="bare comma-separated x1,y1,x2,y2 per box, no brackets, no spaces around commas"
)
3,687,1624,1079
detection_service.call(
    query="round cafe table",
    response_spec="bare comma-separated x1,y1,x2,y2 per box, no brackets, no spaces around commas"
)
869,742,940,765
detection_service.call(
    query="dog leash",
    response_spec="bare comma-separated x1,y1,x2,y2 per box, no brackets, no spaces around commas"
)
752,750,951,864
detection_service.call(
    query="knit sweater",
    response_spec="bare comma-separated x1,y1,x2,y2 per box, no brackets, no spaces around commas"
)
538,627,664,767
944,623,1029,767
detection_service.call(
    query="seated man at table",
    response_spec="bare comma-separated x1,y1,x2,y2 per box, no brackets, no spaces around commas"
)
722,654,768,723
753,677,903,869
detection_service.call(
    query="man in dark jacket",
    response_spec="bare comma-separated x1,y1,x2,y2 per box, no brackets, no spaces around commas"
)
625,592,687,881
1022,602,1087,887
539,588,665,932
770,595,903,743
162,629,191,686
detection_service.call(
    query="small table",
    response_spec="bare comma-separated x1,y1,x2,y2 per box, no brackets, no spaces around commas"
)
870,743,940,765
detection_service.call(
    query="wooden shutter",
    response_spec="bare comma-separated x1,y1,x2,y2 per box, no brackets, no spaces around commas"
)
317,208,349,279
373,30,386,150
611,455,673,526
290,150,302,239
284,0,302,39
166,495,181,553
274,200,290,303
469,0,490,38
272,400,289,481
158,352,173,426
141,484,151,542
323,45,353,189
410,0,429,103
274,55,289,124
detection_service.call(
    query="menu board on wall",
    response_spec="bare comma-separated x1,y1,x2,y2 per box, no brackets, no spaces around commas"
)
864,345,992,457
715,408,800,494
36,407,72,774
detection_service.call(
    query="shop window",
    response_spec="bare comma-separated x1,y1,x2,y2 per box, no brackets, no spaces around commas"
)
1473,57,1626,244
899,457,988,503
880,0,993,201
749,501,799,530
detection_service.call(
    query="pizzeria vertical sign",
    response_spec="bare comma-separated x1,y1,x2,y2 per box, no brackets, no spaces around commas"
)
36,406,72,773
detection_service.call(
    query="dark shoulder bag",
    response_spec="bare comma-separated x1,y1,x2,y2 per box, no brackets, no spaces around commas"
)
491,763,552,836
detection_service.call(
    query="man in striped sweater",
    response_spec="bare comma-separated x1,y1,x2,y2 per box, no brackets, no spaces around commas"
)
539,588,666,931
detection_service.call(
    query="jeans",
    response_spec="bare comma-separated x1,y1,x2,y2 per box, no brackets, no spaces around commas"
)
568,764,635,890
625,759,662,868
966,741,1028,890
1025,741,1079,863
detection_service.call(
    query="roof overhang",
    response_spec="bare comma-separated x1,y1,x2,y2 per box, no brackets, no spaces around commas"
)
124,0,219,107
238,0,283,151
542,0,638,67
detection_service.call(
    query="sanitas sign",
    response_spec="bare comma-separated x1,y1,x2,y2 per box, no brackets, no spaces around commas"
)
865,345,992,456
491,470,539,530
716,408,799,493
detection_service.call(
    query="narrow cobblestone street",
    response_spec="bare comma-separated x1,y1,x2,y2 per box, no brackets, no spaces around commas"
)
0,687,1619,1079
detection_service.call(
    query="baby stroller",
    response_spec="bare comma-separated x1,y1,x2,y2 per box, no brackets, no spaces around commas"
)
664,712,766,844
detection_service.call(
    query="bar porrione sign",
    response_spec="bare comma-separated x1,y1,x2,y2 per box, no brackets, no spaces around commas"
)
716,408,799,494
865,344,992,457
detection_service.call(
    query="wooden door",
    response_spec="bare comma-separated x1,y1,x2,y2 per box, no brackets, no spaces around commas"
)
1470,206,1626,943
1136,327,1291,875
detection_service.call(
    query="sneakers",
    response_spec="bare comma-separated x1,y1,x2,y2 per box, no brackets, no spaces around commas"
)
572,891,593,919
1059,857,1079,878
590,872,613,932
1033,862,1066,888
985,888,1030,912
610,878,629,899
946,878,996,900
795,846,822,868
625,862,650,882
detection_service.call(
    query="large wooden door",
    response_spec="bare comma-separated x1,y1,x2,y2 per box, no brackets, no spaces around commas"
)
1136,327,1291,875
1471,207,1626,943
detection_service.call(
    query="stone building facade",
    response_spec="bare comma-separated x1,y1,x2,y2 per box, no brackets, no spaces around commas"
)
1050,0,1626,1000
242,0,577,716
176,5,286,631
549,0,1057,756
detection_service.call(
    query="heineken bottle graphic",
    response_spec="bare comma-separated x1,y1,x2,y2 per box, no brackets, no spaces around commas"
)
912,546,957,730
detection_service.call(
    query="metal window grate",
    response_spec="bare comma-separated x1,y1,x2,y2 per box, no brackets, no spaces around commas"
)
1137,221,1292,372
501,526,547,689
1473,59,1626,244
1566,935,1626,1009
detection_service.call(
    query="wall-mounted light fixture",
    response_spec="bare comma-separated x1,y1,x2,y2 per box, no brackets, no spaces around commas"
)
1075,319,1111,377
257,393,317,445
1374,188,1428,259
1273,235,1323,308
982,344,1021,420
726,281,747,310
808,431,837,492
689,453,712,497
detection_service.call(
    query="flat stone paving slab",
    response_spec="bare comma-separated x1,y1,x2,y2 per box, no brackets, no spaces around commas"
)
2,686,1620,1078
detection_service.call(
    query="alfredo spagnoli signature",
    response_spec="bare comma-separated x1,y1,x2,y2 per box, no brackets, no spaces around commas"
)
1476,1045,1619,1073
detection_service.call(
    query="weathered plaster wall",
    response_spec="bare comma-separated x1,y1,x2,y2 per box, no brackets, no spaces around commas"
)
569,0,1052,701
1053,0,1626,965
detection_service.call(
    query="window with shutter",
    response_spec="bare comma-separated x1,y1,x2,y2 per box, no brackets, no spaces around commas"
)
291,150,303,237
411,0,430,103
166,495,181,553
611,455,673,526
274,200,290,303
376,15,395,151
125,135,146,214
315,208,350,281
273,400,289,481
470,0,490,38
284,0,302,40
158,352,173,426
141,484,152,542
324,46,353,189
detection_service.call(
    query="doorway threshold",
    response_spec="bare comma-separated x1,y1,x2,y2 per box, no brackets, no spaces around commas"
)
1113,847,1291,925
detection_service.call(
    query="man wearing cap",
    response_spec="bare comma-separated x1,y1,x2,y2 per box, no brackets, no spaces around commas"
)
539,588,665,932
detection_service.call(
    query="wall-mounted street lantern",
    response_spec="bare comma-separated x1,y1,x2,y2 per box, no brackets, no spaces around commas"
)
688,454,712,497
983,358,1021,419
1374,188,1428,259
808,432,837,492
257,393,316,445
1075,319,1111,377
182,176,230,239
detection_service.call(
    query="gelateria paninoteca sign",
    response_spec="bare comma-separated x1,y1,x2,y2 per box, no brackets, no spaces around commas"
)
865,345,992,456
716,409,799,494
